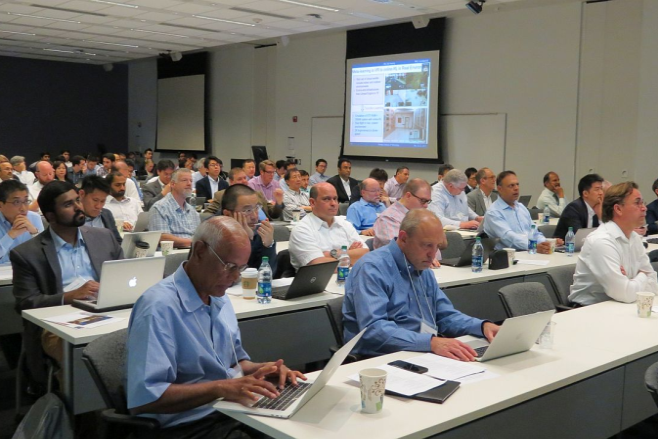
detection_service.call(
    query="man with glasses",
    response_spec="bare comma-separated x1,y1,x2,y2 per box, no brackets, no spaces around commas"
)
467,167,498,216
569,182,658,306
346,178,387,236
282,168,311,222
221,185,276,270
553,174,605,240
127,217,305,437
195,156,229,201
429,169,482,229
0,181,43,263
248,159,281,205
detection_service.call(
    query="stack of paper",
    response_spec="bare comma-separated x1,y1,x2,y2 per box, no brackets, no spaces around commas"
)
405,353,486,381
43,312,124,330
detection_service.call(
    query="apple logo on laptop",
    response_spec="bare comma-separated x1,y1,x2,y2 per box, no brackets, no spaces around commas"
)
310,277,317,283
129,277,137,288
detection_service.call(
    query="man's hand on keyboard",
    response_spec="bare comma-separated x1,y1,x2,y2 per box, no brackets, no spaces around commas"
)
260,359,307,390
219,370,280,406
431,337,477,362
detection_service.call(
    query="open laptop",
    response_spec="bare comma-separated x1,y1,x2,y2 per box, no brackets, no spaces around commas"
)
519,195,532,207
555,227,595,253
72,257,166,313
441,238,498,267
133,211,150,233
121,231,162,258
214,328,366,419
272,261,338,300
465,310,555,362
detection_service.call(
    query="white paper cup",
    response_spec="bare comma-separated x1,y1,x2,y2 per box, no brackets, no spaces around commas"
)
161,241,174,256
134,247,148,258
637,292,655,318
538,321,556,349
241,268,258,300
292,209,301,222
537,213,544,223
546,238,557,254
503,248,516,267
359,368,387,414
115,219,123,233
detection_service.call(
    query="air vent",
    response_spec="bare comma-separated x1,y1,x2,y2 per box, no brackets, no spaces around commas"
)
30,4,108,17
230,7,294,20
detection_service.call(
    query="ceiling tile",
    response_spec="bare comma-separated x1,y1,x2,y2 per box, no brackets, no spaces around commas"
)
164,3,220,14
130,0,182,8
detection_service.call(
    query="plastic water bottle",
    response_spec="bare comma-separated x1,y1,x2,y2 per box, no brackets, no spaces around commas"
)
257,256,272,304
565,227,575,257
543,205,550,224
336,245,351,287
471,237,483,273
528,224,538,255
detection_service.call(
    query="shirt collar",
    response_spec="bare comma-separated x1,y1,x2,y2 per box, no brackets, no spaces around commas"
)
603,221,629,242
49,227,84,251
388,239,419,277
173,263,208,313
358,198,382,208
165,193,189,213
306,212,337,231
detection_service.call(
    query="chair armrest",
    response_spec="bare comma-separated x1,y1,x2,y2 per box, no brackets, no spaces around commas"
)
101,409,160,430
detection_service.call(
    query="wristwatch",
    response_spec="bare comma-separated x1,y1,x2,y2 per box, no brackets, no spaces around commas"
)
330,249,339,259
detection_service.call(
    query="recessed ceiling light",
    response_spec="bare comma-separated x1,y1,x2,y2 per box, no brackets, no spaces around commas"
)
90,0,139,8
0,30,36,36
84,39,139,48
7,12,81,23
192,15,255,26
43,48,76,53
276,0,339,12
131,29,189,38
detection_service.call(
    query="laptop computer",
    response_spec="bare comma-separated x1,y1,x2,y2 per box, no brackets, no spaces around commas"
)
272,261,338,300
72,257,166,313
133,211,150,233
519,195,532,207
121,231,162,258
465,310,555,362
214,328,366,419
441,238,498,267
555,227,595,253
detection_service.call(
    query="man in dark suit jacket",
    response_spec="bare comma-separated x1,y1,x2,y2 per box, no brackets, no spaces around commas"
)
553,174,605,240
195,156,228,200
78,175,122,243
467,167,498,216
142,159,175,211
326,158,359,204
11,181,123,384
646,178,658,235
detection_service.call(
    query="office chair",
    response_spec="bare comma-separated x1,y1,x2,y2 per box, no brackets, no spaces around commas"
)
365,238,375,251
538,224,556,238
163,251,189,278
645,361,658,408
441,232,467,260
273,225,291,242
273,249,295,279
82,329,160,439
547,265,577,310
498,282,556,318
338,203,349,216
325,296,358,364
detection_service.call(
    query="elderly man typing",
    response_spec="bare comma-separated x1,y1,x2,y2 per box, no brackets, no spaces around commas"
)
429,169,482,229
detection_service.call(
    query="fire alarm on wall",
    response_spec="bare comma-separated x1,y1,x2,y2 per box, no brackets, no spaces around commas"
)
293,116,298,122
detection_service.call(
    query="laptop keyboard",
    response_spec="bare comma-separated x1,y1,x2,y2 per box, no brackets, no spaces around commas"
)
252,382,312,411
474,346,488,357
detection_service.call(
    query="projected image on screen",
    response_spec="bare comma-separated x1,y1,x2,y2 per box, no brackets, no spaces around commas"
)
344,51,440,161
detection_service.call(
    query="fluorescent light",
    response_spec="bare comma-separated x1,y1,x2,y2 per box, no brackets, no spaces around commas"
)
90,0,139,7
83,39,139,48
276,0,339,12
7,13,81,23
43,48,75,53
131,29,189,38
192,15,255,27
0,30,36,36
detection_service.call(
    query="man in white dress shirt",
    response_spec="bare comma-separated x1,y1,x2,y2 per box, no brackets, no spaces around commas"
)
104,172,143,232
569,181,658,306
288,182,368,270
10,156,35,186
537,171,567,217
429,169,482,229
28,161,55,213
112,160,141,201
384,167,409,202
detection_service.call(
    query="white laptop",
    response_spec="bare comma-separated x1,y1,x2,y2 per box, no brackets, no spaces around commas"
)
133,211,150,233
555,227,595,253
121,231,162,258
466,310,555,362
72,257,166,313
214,328,367,419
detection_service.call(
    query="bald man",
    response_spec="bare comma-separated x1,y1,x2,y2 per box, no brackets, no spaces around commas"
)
345,178,387,236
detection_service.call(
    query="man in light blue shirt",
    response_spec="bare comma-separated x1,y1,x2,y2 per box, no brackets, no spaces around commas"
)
429,169,482,229
127,217,305,434
0,180,43,263
346,178,386,235
308,159,329,186
484,170,558,253
343,209,499,361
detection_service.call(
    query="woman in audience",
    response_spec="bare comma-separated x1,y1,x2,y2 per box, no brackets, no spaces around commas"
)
53,161,69,182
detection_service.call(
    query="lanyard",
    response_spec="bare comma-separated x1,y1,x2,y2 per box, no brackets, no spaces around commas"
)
404,256,437,330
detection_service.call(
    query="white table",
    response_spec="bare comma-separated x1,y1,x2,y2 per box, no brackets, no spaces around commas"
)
218,301,658,439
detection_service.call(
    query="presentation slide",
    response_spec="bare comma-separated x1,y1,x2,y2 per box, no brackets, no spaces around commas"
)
343,51,440,161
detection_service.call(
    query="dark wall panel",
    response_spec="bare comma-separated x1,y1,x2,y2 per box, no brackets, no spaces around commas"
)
0,55,128,161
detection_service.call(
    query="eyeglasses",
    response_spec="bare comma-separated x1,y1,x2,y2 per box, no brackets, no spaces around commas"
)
622,199,645,208
5,199,30,207
204,242,248,274
228,203,262,216
409,192,431,205
261,170,275,175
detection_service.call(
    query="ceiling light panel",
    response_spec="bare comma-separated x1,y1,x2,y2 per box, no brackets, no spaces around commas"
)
55,1,113,12
132,11,181,21
130,0,181,8
164,3,219,14
245,0,309,12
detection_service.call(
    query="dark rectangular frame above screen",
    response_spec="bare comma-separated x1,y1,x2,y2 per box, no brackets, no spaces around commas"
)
342,19,445,164
156,52,209,153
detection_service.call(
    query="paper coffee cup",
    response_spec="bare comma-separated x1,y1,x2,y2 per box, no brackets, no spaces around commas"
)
546,238,557,254
134,247,148,258
292,209,301,222
637,292,655,318
359,368,387,414
241,268,258,300
161,241,174,256
503,248,516,267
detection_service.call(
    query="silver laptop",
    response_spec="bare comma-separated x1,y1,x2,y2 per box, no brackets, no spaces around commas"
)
121,231,162,258
519,195,532,207
466,310,555,362
214,328,366,419
272,261,338,300
133,211,150,233
72,257,166,313
555,227,595,253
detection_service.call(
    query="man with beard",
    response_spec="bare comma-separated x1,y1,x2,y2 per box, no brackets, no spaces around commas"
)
11,180,123,383
149,168,200,248
104,172,143,232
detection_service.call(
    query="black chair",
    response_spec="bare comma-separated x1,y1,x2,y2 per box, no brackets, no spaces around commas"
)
82,329,160,439
645,361,658,408
338,203,349,216
273,225,290,242
365,238,375,251
538,224,556,239
442,232,466,260
498,282,556,318
163,251,189,278
325,296,358,364
648,249,658,263
547,265,577,310
529,208,541,220
273,249,295,279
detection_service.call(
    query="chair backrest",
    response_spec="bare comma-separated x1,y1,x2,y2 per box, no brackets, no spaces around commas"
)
652,261,658,272
365,238,375,251
645,361,658,408
442,232,467,260
528,208,541,220
163,251,189,277
41,216,49,230
82,328,129,413
538,224,556,239
325,296,345,343
547,265,576,306
273,225,290,242
273,249,295,279
338,203,349,216
649,249,658,263
498,282,555,318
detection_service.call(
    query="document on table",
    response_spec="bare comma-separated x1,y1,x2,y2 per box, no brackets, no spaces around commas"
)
43,311,124,330
405,353,486,381
516,259,550,266
349,364,444,396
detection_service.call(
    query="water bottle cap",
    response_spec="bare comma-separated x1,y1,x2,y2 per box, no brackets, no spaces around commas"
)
341,245,347,250
475,237,481,241
262,256,269,262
